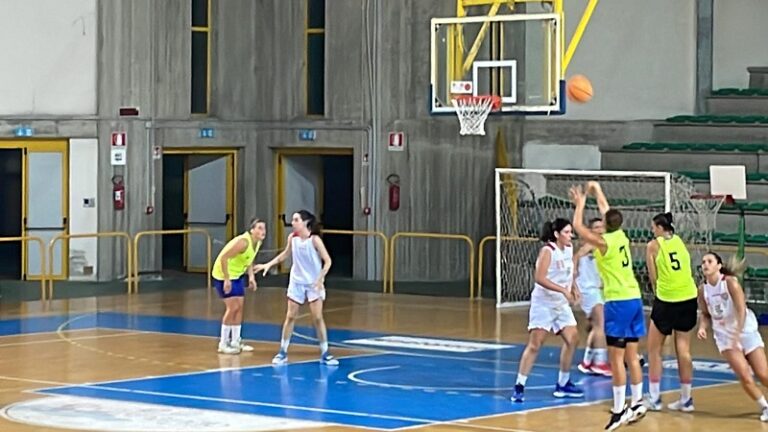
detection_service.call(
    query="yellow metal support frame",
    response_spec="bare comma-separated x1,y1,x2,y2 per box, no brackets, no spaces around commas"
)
322,229,389,294
48,232,132,300
133,229,212,293
0,236,46,301
389,232,476,299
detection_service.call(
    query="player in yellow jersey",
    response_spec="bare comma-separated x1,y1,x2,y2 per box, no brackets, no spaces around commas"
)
644,212,698,412
211,218,266,355
570,181,647,431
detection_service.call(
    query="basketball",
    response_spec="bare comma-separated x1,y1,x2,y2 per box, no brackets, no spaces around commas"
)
566,74,593,103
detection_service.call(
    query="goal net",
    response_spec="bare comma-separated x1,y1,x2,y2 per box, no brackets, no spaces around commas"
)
494,169,714,307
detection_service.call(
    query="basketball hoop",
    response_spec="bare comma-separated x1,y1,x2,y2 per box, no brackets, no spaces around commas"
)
451,95,502,136
689,193,734,242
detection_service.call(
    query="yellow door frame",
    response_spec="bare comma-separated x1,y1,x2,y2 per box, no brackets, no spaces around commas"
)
0,140,69,280
163,148,238,273
274,147,353,272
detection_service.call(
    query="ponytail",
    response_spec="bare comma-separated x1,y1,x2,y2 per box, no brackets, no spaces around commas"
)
705,251,747,278
652,212,675,233
539,218,570,243
297,209,323,237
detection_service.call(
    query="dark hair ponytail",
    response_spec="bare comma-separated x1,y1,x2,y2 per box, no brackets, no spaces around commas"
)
705,251,747,278
652,212,675,233
539,218,571,242
297,209,322,236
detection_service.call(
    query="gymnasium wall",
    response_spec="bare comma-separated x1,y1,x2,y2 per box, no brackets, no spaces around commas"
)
0,0,97,116
561,0,697,121
713,0,768,89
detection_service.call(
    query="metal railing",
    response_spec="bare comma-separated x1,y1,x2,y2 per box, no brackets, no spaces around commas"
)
323,229,389,293
133,229,212,293
48,232,132,300
389,232,476,298
0,236,46,301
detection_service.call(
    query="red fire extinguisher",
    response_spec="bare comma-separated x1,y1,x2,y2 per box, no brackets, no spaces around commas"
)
112,175,125,210
387,174,400,211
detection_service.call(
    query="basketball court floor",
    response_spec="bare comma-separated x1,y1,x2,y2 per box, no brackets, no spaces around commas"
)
0,286,765,432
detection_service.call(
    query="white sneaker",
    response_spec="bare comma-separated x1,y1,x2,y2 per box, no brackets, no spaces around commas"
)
644,394,663,411
272,350,288,365
235,339,254,352
760,407,768,422
217,343,241,355
667,398,695,412
628,403,648,424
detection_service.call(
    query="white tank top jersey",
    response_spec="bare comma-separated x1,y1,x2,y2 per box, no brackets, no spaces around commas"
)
531,242,573,307
703,275,758,334
290,234,323,285
576,251,601,290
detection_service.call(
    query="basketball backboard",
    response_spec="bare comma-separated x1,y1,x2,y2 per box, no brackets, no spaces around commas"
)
430,13,564,115
710,165,747,199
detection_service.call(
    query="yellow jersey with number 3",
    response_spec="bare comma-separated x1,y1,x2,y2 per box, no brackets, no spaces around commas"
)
594,229,641,301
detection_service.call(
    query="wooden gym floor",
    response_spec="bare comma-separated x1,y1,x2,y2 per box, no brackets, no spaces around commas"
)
0,285,765,431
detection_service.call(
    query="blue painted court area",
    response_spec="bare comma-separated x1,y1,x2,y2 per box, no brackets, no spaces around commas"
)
0,312,742,430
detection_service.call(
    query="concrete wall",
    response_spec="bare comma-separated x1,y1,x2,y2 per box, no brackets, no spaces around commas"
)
0,0,97,115
10,0,763,292
561,0,696,120
713,0,768,89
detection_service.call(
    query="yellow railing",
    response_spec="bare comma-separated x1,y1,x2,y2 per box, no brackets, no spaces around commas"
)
323,229,389,293
48,232,132,300
476,235,539,297
133,229,211,293
0,236,46,301
389,232,476,298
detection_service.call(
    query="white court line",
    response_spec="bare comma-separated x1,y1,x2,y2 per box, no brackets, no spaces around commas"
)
392,380,740,432
0,331,146,348
30,352,384,391
2,374,438,429
348,366,552,392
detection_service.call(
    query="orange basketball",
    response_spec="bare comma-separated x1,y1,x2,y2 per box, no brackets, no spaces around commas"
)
566,74,593,103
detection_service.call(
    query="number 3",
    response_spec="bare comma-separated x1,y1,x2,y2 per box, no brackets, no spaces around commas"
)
619,245,629,267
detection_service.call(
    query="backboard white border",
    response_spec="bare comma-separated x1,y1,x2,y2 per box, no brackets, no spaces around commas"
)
710,165,747,199
430,13,562,115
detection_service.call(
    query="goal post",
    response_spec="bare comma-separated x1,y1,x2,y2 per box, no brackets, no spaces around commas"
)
494,168,711,308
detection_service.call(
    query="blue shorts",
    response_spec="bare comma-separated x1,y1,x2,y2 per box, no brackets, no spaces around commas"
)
213,275,246,298
604,298,646,339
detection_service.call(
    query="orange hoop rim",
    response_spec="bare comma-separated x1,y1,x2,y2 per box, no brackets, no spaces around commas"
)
452,94,502,111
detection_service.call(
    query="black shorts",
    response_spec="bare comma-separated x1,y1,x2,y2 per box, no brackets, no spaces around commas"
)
650,297,698,336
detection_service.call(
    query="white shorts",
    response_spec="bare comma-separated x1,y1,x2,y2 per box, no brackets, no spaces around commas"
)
714,328,765,355
579,288,604,317
528,301,577,333
287,281,326,304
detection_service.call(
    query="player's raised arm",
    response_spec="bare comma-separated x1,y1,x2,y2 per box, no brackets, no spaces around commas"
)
569,185,607,253
587,181,610,216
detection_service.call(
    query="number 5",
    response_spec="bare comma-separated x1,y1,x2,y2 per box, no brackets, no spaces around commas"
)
669,252,681,270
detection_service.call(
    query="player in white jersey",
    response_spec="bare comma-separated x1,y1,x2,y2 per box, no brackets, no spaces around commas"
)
697,251,768,422
512,218,584,403
257,210,339,366
574,217,611,377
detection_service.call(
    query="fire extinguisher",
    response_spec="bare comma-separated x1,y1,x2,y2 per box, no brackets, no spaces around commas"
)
387,174,400,211
112,175,125,210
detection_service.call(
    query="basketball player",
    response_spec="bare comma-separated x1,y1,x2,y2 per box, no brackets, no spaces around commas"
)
574,217,611,377
256,210,339,366
211,218,266,354
512,218,584,403
698,252,768,422
570,181,647,431
644,212,698,412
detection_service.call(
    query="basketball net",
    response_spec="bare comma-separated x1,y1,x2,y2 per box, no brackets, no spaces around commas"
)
451,95,501,136
689,193,731,244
